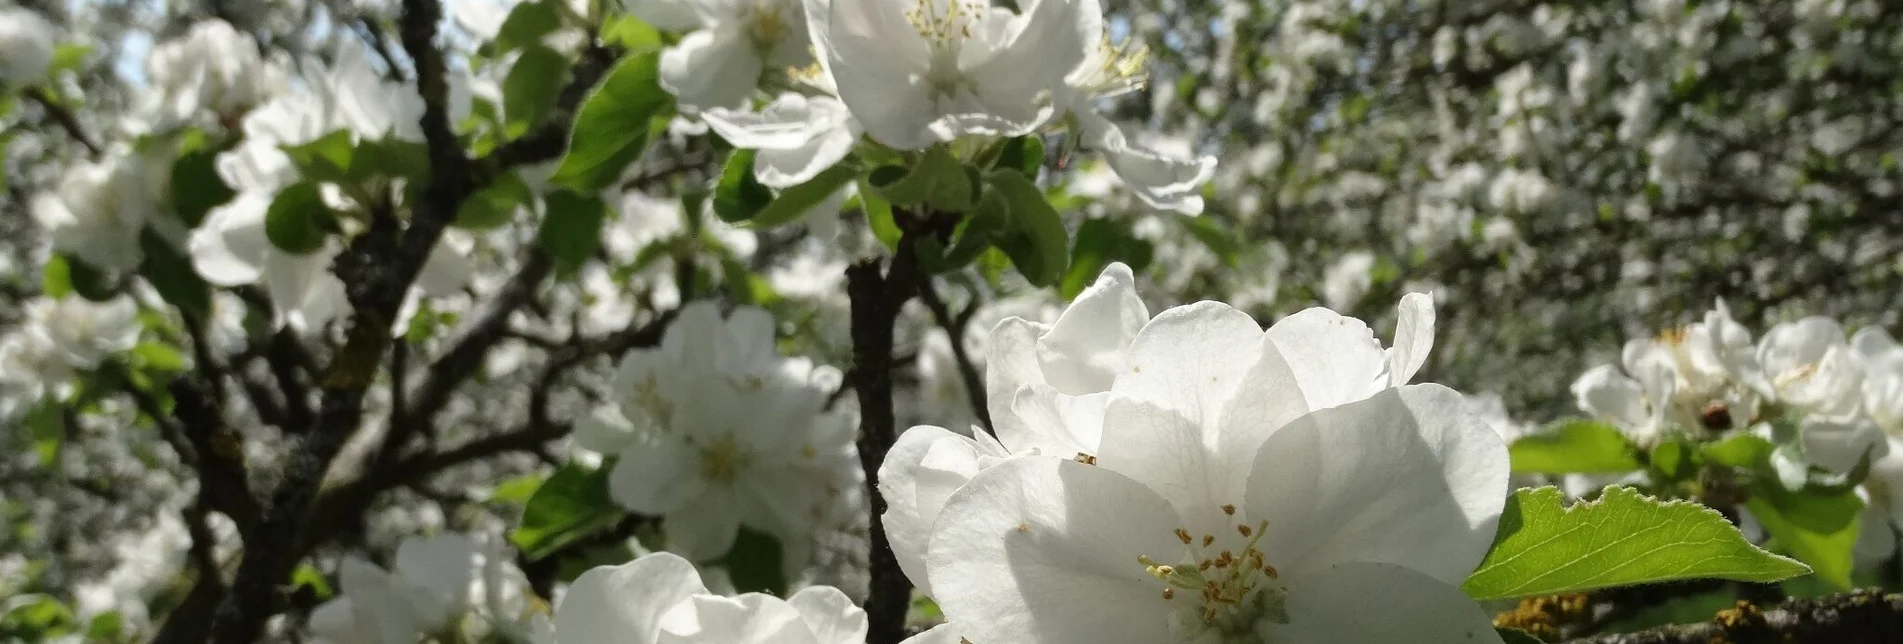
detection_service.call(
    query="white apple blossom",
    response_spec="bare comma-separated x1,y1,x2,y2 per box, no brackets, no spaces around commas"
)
552,551,869,644
31,147,172,272
889,293,1502,643
138,19,280,130
1759,316,1866,420
703,93,861,189
580,302,860,565
1059,9,1217,215
0,7,55,86
653,0,812,109
0,295,142,405
802,0,1096,149
1572,300,1769,441
311,532,536,644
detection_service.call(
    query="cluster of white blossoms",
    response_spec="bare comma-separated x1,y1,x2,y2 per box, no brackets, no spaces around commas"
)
0,295,142,418
636,0,1218,214
310,532,542,644
577,302,863,570
881,263,1512,643
1571,302,1903,557
551,551,867,644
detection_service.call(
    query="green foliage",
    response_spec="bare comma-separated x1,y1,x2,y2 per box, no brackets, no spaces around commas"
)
280,132,429,205
23,403,63,467
716,527,788,595
1061,218,1155,299
511,462,625,561
600,15,663,53
537,191,609,276
992,135,1045,178
503,44,573,139
750,165,860,229
1461,486,1809,600
987,170,1069,286
860,179,902,251
42,254,117,301
493,0,563,55
1747,485,1862,590
0,594,77,641
867,146,973,212
713,149,774,223
138,229,212,322
1508,419,1644,474
552,51,673,192
290,562,335,601
456,172,534,230
263,182,336,254
170,133,235,228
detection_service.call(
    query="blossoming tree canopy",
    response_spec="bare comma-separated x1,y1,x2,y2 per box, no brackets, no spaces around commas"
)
4,0,1902,643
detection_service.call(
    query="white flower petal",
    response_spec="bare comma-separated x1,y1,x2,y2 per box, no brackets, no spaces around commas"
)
556,552,709,644
659,594,821,644
660,27,765,109
812,0,936,149
1247,385,1508,585
878,424,1009,595
1264,307,1388,411
1111,301,1264,427
926,456,1186,644
1571,364,1652,432
1268,561,1504,644
786,586,868,644
663,495,744,560
609,436,708,515
1007,386,1110,456
1386,292,1437,386
1038,262,1148,395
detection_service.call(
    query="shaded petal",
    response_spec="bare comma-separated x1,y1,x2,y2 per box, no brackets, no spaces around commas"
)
190,193,272,286
1264,307,1387,411
754,125,856,188
926,457,1186,644
1571,364,1651,431
393,533,476,618
702,94,825,150
1266,561,1503,644
609,436,708,515
659,594,820,644
665,494,744,560
814,0,935,148
1110,301,1264,428
897,623,962,644
575,406,641,455
660,27,765,109
1248,385,1508,585
986,317,1055,451
787,586,868,644
1386,292,1436,386
556,552,708,644
1008,386,1110,456
966,0,1092,128
879,425,1011,594
1038,262,1148,395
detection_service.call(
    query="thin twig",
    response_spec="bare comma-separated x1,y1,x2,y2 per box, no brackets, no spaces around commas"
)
26,87,100,157
914,275,992,433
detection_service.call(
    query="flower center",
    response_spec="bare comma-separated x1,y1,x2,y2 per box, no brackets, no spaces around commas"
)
698,435,747,483
630,373,676,429
906,0,983,101
1139,506,1284,640
1078,31,1151,98
742,3,791,52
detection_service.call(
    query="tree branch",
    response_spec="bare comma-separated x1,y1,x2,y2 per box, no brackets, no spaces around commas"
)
913,275,992,434
1566,590,1903,644
26,87,100,157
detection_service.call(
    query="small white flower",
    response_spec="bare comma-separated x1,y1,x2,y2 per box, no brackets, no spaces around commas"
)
804,0,1096,149
656,0,812,109
1760,316,1866,421
703,93,861,188
140,19,279,128
312,533,536,644
1059,11,1216,215
0,7,56,86
32,149,170,273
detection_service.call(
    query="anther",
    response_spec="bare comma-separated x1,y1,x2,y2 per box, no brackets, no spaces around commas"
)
1237,523,1253,538
1221,504,1236,516
1201,535,1215,547
1175,528,1193,545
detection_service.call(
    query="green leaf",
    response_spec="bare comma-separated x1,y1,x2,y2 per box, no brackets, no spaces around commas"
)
713,149,774,223
1060,217,1154,298
511,461,624,561
85,611,122,640
1702,433,1775,470
493,0,563,54
537,190,608,276
1461,486,1809,600
993,135,1045,178
988,170,1068,286
922,188,1010,273
41,255,74,299
600,15,662,53
49,44,91,76
1495,627,1544,644
457,172,534,230
749,164,859,229
131,342,188,374
867,146,973,212
263,183,335,254
490,473,547,506
1648,436,1697,482
503,44,573,139
58,254,118,302
171,139,236,227
1508,419,1644,474
552,51,673,192
716,527,788,595
280,130,356,184
860,179,901,251
1747,484,1861,589
138,229,212,322
290,562,334,601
